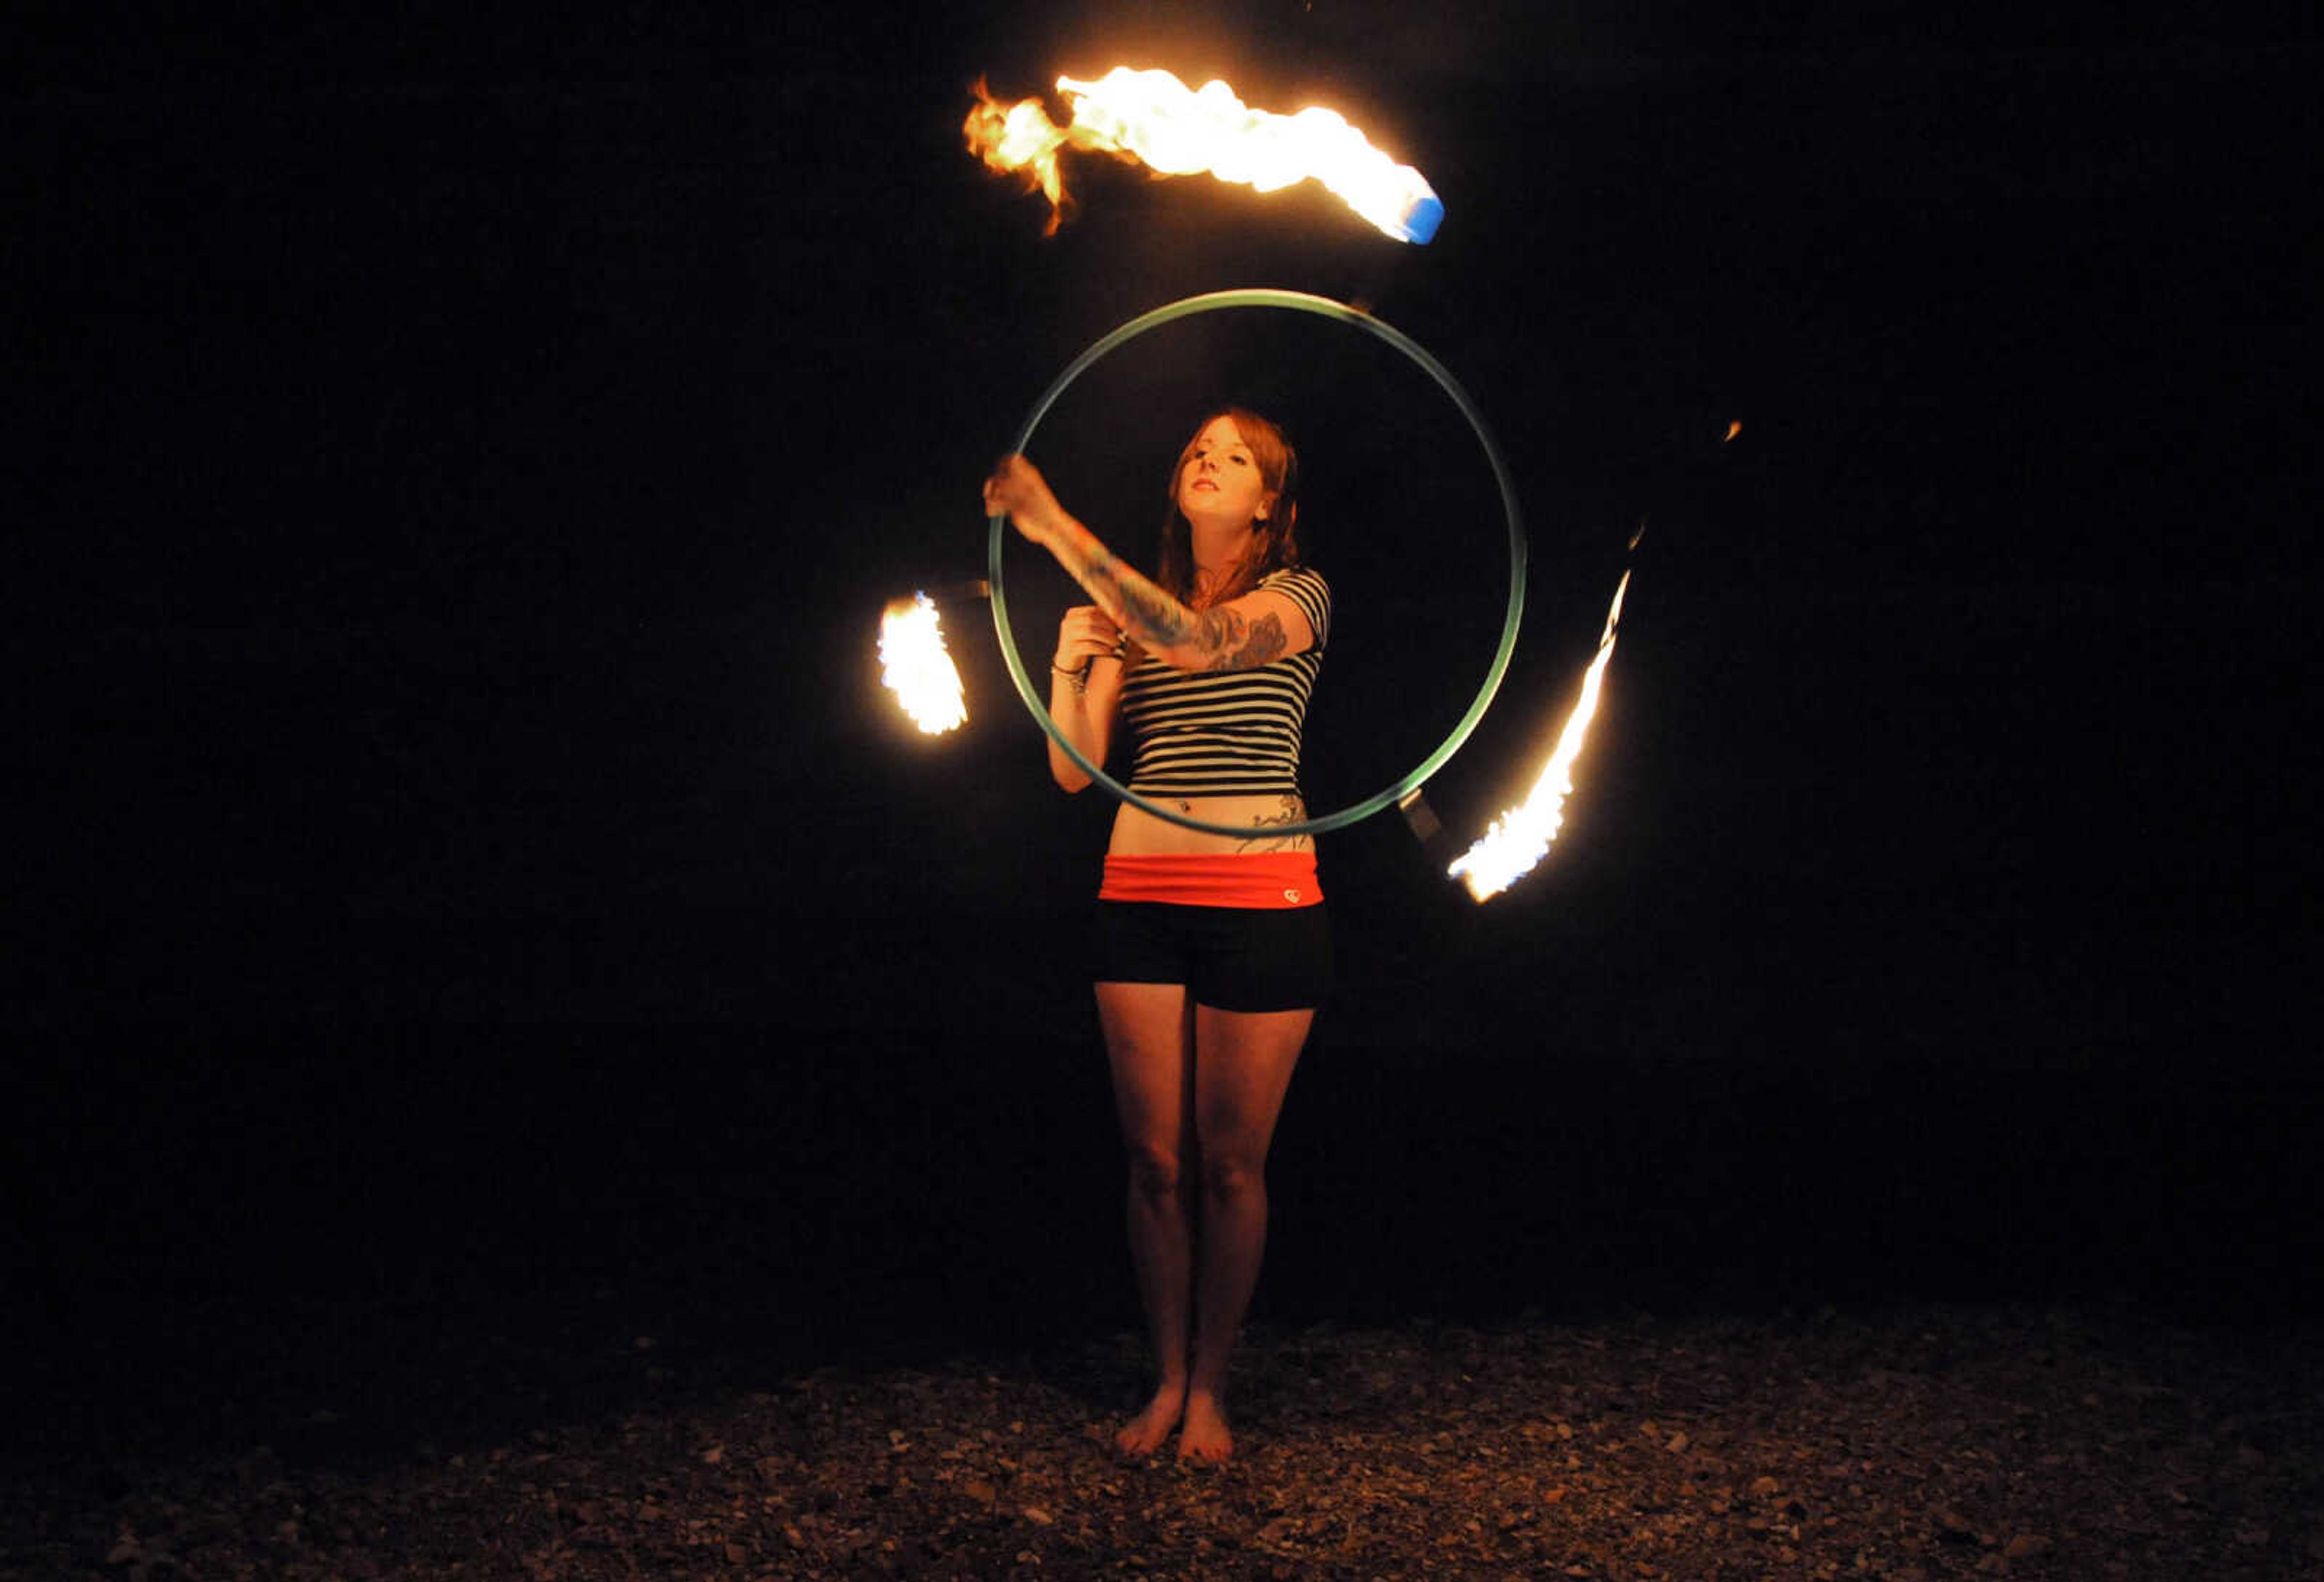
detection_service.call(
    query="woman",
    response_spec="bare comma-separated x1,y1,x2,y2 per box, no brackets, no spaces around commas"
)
982,409,1331,1465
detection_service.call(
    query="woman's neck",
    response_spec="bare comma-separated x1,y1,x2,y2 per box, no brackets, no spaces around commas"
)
1189,563,1241,609
1188,525,1253,606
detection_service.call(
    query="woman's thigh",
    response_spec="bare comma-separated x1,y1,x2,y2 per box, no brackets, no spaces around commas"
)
1192,1005,1312,1168
1096,981,1195,1161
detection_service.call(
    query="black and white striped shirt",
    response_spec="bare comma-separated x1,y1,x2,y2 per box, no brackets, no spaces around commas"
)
1120,566,1331,799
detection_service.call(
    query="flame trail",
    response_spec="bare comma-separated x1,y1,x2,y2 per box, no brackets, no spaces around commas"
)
1448,570,1632,902
965,67,1443,243
879,593,968,735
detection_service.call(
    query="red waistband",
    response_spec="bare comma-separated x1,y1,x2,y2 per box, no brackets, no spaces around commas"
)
1100,852,1323,909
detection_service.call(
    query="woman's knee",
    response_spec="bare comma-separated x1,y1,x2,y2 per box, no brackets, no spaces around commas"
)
1199,1150,1265,1201
1125,1143,1186,1201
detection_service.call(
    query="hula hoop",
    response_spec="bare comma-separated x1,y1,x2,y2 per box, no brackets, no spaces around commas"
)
988,287,1526,839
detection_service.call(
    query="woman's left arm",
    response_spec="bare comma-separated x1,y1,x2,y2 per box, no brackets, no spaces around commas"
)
983,454,1315,672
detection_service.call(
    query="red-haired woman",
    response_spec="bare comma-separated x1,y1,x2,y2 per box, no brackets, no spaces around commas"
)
983,409,1331,1464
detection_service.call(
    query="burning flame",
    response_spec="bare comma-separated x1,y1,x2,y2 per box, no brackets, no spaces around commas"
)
1448,571,1632,902
965,67,1443,243
879,593,967,735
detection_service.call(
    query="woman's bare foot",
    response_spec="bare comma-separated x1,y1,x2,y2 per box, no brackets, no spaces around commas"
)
1176,1391,1233,1464
1115,1384,1187,1457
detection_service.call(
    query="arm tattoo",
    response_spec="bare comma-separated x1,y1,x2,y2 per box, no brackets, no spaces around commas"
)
1111,573,1198,647
1074,547,1185,645
1063,538,1281,665
1198,610,1287,672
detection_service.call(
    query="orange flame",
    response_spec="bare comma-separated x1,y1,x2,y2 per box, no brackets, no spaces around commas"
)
879,593,968,735
965,67,1443,243
963,78,1101,235
1447,571,1631,902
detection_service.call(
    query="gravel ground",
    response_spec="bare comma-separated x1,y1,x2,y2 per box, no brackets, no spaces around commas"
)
8,1302,2320,1581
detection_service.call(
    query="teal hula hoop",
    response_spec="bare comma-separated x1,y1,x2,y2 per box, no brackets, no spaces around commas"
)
988,287,1527,839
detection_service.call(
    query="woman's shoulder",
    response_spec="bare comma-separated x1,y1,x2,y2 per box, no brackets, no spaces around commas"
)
1256,565,1330,646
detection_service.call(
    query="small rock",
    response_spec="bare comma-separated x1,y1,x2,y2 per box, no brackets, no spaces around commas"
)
965,1480,999,1506
1022,1506,1056,1526
2004,1534,2052,1560
1666,1431,1690,1453
1750,1475,1782,1498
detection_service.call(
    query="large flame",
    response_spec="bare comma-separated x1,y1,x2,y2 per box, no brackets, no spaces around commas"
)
965,67,1443,243
1448,571,1632,902
879,593,968,735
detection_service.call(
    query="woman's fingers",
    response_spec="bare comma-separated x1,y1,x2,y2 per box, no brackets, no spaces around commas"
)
991,455,1072,546
1063,607,1123,644
983,454,1055,528
1054,605,1128,671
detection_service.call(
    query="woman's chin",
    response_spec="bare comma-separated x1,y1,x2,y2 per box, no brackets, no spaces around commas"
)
1180,502,1250,531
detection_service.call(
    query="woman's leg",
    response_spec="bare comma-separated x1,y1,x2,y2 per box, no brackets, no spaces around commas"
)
1180,1003,1313,1463
1095,980,1197,1456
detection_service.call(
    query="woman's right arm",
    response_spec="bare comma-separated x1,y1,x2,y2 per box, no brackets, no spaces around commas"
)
1048,604,1124,792
985,454,1309,674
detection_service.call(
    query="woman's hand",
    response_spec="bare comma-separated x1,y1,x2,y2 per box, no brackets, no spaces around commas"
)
982,453,1068,545
1053,605,1126,674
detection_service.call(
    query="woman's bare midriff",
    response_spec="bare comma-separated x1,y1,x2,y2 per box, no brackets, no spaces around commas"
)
1108,794,1315,856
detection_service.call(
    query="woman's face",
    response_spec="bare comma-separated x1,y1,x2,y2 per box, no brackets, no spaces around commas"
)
1175,415,1278,530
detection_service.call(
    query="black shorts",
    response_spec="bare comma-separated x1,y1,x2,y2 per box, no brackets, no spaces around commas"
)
1092,901,1332,1013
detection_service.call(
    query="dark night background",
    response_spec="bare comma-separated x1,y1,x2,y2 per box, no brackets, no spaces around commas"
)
8,2,2319,1465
